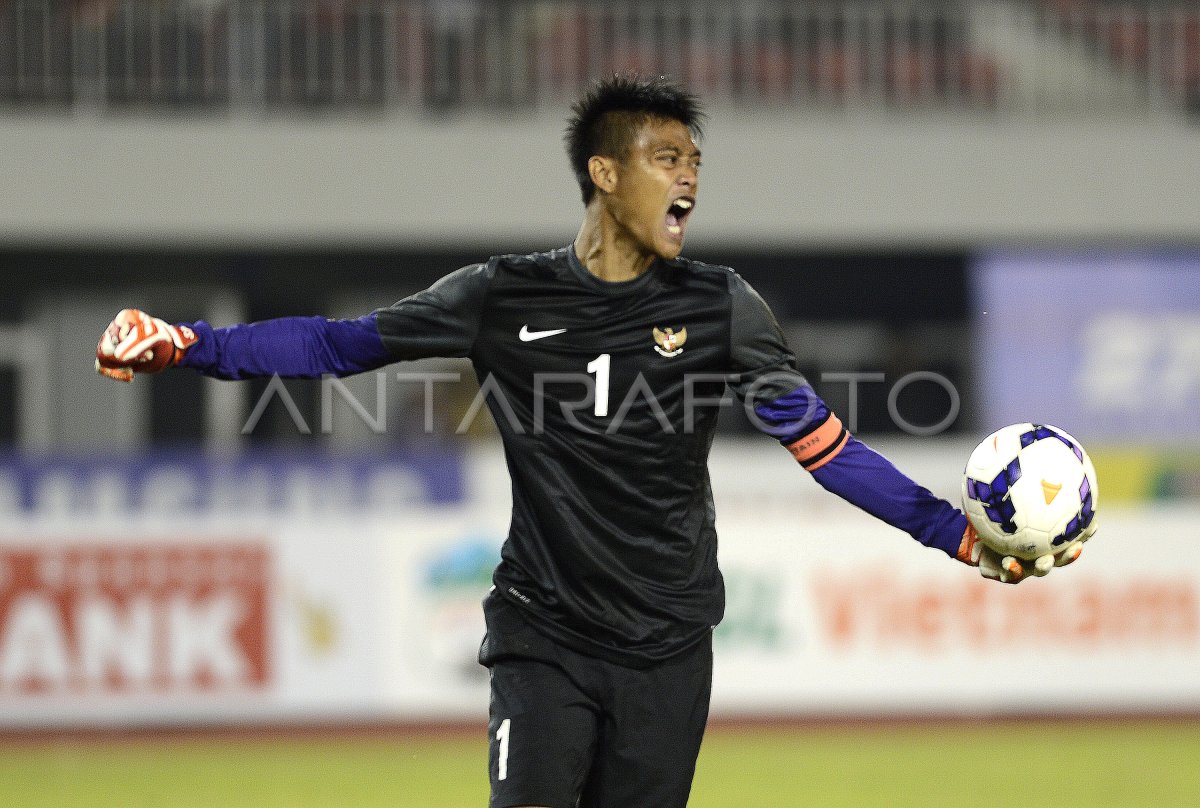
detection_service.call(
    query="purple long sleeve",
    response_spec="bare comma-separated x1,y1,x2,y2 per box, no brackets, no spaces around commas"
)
809,437,967,557
754,385,965,557
177,315,391,380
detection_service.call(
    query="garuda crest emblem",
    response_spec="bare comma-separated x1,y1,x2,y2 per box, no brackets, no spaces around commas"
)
652,326,687,357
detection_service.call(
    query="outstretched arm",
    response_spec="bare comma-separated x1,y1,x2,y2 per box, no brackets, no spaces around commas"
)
754,385,1025,579
756,387,1089,583
96,309,392,381
724,272,1083,584
95,262,492,382
759,386,965,555
179,315,389,380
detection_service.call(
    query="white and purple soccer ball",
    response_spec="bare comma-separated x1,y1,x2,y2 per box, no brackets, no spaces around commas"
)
962,423,1099,561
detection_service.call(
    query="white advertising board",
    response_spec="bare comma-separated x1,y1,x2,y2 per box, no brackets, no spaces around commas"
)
711,502,1200,717
1,442,1197,728
0,516,405,728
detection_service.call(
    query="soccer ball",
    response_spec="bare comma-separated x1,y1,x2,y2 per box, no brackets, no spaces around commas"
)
961,423,1098,561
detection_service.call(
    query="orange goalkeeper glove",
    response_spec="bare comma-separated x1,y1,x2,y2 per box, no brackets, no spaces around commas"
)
95,308,198,382
956,521,1092,585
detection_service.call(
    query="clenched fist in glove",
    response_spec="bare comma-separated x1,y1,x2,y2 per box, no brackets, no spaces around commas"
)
95,309,198,382
957,520,1094,584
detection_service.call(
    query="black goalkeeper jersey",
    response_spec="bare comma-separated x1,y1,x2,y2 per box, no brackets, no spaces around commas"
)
372,246,808,665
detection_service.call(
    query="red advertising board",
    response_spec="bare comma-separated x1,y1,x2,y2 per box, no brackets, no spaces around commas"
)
0,543,270,696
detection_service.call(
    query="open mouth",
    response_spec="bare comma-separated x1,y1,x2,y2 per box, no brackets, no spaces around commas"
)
665,197,695,238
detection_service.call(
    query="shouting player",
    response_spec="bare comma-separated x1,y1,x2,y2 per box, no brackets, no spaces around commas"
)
95,75,1089,808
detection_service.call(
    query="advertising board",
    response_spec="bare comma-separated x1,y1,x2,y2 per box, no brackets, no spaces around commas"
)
2,444,1197,727
971,252,1200,446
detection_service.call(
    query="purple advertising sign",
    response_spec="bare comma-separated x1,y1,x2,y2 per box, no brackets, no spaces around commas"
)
971,252,1200,445
0,449,465,516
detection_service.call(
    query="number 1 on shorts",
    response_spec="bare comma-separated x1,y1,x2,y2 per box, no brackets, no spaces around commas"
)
496,718,511,781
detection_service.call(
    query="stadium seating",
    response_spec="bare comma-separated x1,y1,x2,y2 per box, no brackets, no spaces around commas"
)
1,0,1193,115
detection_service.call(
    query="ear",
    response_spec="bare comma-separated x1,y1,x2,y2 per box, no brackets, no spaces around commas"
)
588,155,618,195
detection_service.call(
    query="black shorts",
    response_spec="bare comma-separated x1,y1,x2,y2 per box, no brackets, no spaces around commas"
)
478,593,713,808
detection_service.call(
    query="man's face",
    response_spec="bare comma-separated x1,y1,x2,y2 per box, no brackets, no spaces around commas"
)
607,117,700,261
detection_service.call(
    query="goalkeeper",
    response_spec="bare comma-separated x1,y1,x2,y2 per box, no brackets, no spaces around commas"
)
95,75,1090,808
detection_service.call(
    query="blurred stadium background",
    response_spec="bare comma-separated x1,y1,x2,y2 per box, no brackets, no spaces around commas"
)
2,0,1200,805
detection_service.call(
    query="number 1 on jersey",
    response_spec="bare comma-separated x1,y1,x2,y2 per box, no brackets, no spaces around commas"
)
587,353,611,417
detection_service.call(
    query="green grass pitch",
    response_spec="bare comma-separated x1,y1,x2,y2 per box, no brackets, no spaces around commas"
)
2,720,1197,807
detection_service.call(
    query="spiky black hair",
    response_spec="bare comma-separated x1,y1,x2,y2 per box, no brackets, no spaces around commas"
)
564,74,705,205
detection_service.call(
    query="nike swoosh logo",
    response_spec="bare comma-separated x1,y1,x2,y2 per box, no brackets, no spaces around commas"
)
519,325,568,342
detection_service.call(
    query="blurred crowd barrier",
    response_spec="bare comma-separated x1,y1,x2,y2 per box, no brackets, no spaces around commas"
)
1,0,1197,116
